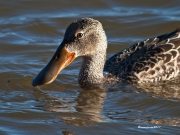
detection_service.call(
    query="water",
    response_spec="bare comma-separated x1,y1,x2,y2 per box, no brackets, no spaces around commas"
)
0,0,180,134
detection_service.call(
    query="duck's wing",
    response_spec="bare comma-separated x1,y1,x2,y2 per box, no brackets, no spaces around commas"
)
104,27,180,83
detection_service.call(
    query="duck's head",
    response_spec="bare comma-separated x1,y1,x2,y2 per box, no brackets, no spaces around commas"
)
32,18,107,87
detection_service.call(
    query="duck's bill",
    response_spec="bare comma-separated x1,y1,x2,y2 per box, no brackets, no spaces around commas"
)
32,46,76,87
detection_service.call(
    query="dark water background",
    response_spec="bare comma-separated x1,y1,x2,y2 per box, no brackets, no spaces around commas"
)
0,0,180,134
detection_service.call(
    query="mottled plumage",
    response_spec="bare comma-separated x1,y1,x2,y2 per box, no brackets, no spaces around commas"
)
32,18,180,87
104,27,180,83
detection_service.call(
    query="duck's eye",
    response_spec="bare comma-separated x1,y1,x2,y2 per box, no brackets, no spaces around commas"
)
77,33,83,38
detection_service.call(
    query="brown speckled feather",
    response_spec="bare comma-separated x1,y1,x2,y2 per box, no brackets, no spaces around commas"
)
32,18,180,86
104,27,180,83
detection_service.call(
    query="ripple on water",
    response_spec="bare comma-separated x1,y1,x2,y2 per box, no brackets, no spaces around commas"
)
0,0,180,134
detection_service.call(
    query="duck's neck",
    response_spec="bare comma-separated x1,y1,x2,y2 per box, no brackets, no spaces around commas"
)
78,52,106,84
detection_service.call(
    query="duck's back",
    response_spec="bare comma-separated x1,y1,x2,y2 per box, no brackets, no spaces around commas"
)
104,27,180,83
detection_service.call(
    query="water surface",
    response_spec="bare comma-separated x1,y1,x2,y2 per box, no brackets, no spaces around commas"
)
0,0,180,134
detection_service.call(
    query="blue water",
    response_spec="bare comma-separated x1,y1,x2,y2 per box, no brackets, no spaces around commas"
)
0,0,180,134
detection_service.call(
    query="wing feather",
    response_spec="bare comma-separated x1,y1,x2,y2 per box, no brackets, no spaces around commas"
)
104,27,180,83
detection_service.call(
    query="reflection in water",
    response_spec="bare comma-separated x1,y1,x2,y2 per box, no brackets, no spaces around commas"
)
2,74,180,128
75,89,106,120
135,118,180,127
33,80,180,127
34,87,107,126
137,78,180,100
60,89,107,126
62,131,75,135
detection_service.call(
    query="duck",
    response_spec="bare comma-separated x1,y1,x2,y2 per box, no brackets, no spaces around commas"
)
32,18,180,87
